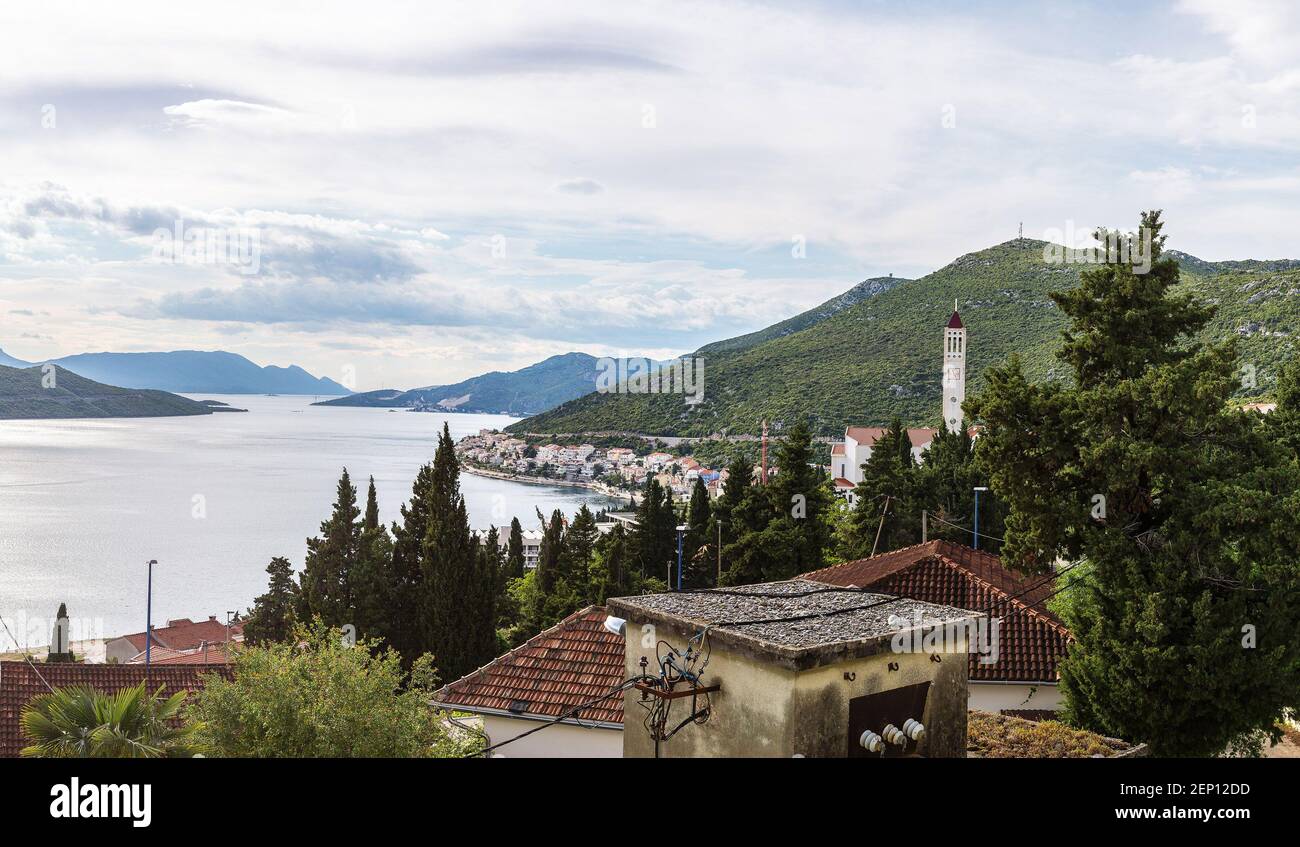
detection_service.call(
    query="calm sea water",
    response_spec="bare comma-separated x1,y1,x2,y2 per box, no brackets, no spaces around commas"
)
0,395,623,646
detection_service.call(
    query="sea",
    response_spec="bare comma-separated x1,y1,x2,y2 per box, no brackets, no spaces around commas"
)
0,395,624,647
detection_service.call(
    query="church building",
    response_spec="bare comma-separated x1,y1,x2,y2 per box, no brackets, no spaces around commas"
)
830,305,966,498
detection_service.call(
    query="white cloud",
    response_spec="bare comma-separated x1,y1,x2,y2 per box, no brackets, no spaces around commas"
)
0,1,1298,388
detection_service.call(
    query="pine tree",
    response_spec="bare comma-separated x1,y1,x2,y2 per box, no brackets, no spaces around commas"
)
244,556,299,645
301,468,361,627
967,211,1300,756
763,420,835,577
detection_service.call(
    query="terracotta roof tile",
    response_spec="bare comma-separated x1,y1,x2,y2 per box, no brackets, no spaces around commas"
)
801,540,1070,683
435,606,626,726
116,617,243,653
0,661,227,757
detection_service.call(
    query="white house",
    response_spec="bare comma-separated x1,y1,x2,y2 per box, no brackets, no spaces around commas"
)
434,606,625,758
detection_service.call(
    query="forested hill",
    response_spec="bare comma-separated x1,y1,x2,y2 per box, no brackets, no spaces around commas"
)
510,239,1300,437
0,364,221,419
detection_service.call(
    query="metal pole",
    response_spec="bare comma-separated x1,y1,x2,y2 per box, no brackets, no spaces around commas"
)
145,559,156,680
973,487,988,550
922,509,928,543
675,527,684,591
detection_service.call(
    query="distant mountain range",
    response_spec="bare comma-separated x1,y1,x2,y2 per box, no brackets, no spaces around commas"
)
315,352,603,416
0,363,238,420
0,349,349,395
511,240,1300,437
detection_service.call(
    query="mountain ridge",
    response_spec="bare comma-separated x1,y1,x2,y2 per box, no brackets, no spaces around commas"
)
0,349,348,395
0,363,232,420
315,351,603,416
510,238,1300,437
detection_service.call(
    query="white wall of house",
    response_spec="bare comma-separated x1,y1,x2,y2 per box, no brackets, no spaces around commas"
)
480,714,622,758
968,682,1063,714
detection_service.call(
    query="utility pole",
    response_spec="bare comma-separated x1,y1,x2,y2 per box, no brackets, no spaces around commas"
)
973,487,989,549
922,509,928,543
871,496,892,558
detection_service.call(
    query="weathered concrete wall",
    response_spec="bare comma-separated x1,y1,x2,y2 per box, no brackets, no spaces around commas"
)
968,682,1062,714
480,715,621,758
621,615,969,758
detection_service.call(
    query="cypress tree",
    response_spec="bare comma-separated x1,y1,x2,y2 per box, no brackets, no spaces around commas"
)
390,461,437,662
421,424,491,683
967,211,1300,756
352,476,394,645
505,517,526,580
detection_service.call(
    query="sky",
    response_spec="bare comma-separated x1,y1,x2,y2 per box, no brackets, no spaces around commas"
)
1,0,1298,391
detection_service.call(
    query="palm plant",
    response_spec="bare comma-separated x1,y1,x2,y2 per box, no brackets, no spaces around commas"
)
20,684,200,758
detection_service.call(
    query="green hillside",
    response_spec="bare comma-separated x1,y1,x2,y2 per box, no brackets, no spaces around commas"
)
0,364,219,419
696,275,906,357
510,239,1300,437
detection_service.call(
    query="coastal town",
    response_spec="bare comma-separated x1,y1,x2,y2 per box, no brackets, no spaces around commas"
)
455,430,727,501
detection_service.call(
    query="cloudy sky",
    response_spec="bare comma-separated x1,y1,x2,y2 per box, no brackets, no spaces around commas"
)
1,0,1297,390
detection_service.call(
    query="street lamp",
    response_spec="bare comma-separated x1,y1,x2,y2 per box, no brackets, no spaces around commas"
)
145,559,157,677
675,524,688,591
973,488,989,550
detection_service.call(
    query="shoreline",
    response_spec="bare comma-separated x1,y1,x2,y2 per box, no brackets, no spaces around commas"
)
459,462,633,502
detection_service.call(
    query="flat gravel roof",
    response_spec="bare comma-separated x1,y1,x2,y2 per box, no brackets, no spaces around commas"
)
609,579,980,664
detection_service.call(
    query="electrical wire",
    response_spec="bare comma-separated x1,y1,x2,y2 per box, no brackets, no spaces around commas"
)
0,610,55,693
460,675,654,757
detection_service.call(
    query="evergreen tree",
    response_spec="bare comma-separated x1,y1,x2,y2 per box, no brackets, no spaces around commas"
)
389,461,437,662
724,422,833,584
632,476,677,583
420,424,495,682
967,211,1300,756
505,517,526,580
841,419,920,557
682,477,713,588
588,523,632,604
351,476,394,645
301,468,361,627
559,505,599,608
244,556,299,645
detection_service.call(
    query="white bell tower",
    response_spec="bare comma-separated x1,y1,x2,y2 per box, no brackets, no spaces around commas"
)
942,300,965,434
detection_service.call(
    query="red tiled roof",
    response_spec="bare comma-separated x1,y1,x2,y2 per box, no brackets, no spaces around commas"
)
801,540,1070,683
830,444,844,456
435,606,626,726
844,426,937,448
115,617,242,653
126,642,233,666
0,660,228,757
833,477,855,489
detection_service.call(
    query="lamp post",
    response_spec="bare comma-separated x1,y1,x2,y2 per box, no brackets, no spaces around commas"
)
973,487,988,550
675,524,688,591
145,559,157,679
